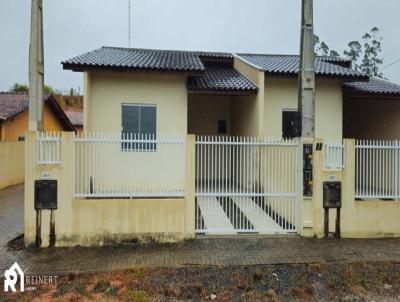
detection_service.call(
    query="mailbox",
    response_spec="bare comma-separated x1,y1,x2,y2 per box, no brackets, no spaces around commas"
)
34,180,57,210
323,181,341,208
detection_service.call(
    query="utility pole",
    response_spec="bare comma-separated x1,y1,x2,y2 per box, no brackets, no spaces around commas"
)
29,0,44,131
298,0,315,138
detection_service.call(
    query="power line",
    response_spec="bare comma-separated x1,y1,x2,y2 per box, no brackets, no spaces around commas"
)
381,57,400,71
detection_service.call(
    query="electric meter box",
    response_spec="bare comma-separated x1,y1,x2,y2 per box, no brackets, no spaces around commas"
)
323,181,341,208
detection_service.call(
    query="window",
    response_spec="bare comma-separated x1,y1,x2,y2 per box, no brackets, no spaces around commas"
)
122,104,156,151
282,109,301,139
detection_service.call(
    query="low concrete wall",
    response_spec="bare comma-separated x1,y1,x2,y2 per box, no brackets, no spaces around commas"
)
308,139,400,238
24,132,195,247
57,198,188,246
0,141,24,189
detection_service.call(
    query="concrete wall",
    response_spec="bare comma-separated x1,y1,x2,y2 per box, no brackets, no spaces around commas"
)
0,103,64,141
344,97,400,139
0,141,24,189
85,71,187,134
24,132,195,247
303,139,400,238
264,77,343,139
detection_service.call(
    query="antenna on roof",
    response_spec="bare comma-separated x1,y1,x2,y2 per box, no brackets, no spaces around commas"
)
128,0,131,48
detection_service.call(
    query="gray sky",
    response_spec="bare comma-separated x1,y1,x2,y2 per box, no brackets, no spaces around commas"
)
1,0,399,93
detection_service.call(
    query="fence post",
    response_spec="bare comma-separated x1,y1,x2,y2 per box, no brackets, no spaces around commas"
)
185,134,196,237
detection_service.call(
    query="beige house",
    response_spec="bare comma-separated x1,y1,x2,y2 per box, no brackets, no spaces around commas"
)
22,47,400,247
61,47,400,140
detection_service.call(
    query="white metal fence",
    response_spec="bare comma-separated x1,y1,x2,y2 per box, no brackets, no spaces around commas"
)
36,132,62,165
356,140,400,200
324,139,344,170
195,136,300,235
73,133,186,198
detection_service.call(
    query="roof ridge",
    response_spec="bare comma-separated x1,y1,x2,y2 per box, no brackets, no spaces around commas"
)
238,53,349,61
101,46,232,55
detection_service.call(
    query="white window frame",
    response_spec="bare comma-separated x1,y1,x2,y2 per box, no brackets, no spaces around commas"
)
121,103,157,152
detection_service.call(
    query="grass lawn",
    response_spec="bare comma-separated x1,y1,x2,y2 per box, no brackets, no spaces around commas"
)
1,261,399,301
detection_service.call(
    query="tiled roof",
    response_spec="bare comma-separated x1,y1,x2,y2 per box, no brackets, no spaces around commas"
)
0,92,29,120
63,47,208,72
0,92,75,130
237,54,365,79
343,78,400,96
194,51,233,59
187,67,257,93
64,109,83,126
63,47,365,80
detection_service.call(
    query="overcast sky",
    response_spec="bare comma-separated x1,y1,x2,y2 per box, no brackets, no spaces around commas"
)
1,0,399,93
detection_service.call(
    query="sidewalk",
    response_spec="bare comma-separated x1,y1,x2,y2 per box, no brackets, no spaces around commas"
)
1,184,400,276
2,236,400,275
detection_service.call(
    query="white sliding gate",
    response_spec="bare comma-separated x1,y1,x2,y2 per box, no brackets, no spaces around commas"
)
195,136,300,235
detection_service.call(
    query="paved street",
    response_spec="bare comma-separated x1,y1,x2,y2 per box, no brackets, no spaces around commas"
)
0,184,24,249
1,184,400,276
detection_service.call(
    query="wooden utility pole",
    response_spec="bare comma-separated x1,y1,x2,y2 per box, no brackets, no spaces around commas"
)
298,0,315,138
29,0,44,131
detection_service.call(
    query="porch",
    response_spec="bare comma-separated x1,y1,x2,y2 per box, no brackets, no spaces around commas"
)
187,66,259,137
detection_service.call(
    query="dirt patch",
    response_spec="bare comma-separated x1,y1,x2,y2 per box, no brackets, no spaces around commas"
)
1,261,399,301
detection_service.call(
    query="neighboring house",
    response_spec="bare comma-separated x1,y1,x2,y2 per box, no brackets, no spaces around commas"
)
64,107,83,132
343,78,400,139
61,47,400,140
0,92,75,141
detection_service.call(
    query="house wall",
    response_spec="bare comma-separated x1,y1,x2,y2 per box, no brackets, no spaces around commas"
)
0,141,24,189
24,132,195,247
264,77,343,139
0,103,65,141
82,72,188,192
233,58,264,136
188,95,232,135
85,71,187,134
343,97,400,139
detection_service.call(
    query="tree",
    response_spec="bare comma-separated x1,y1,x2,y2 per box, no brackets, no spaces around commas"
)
10,83,59,94
343,41,362,71
314,35,339,57
315,27,385,78
44,85,55,94
357,27,383,77
10,83,29,92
